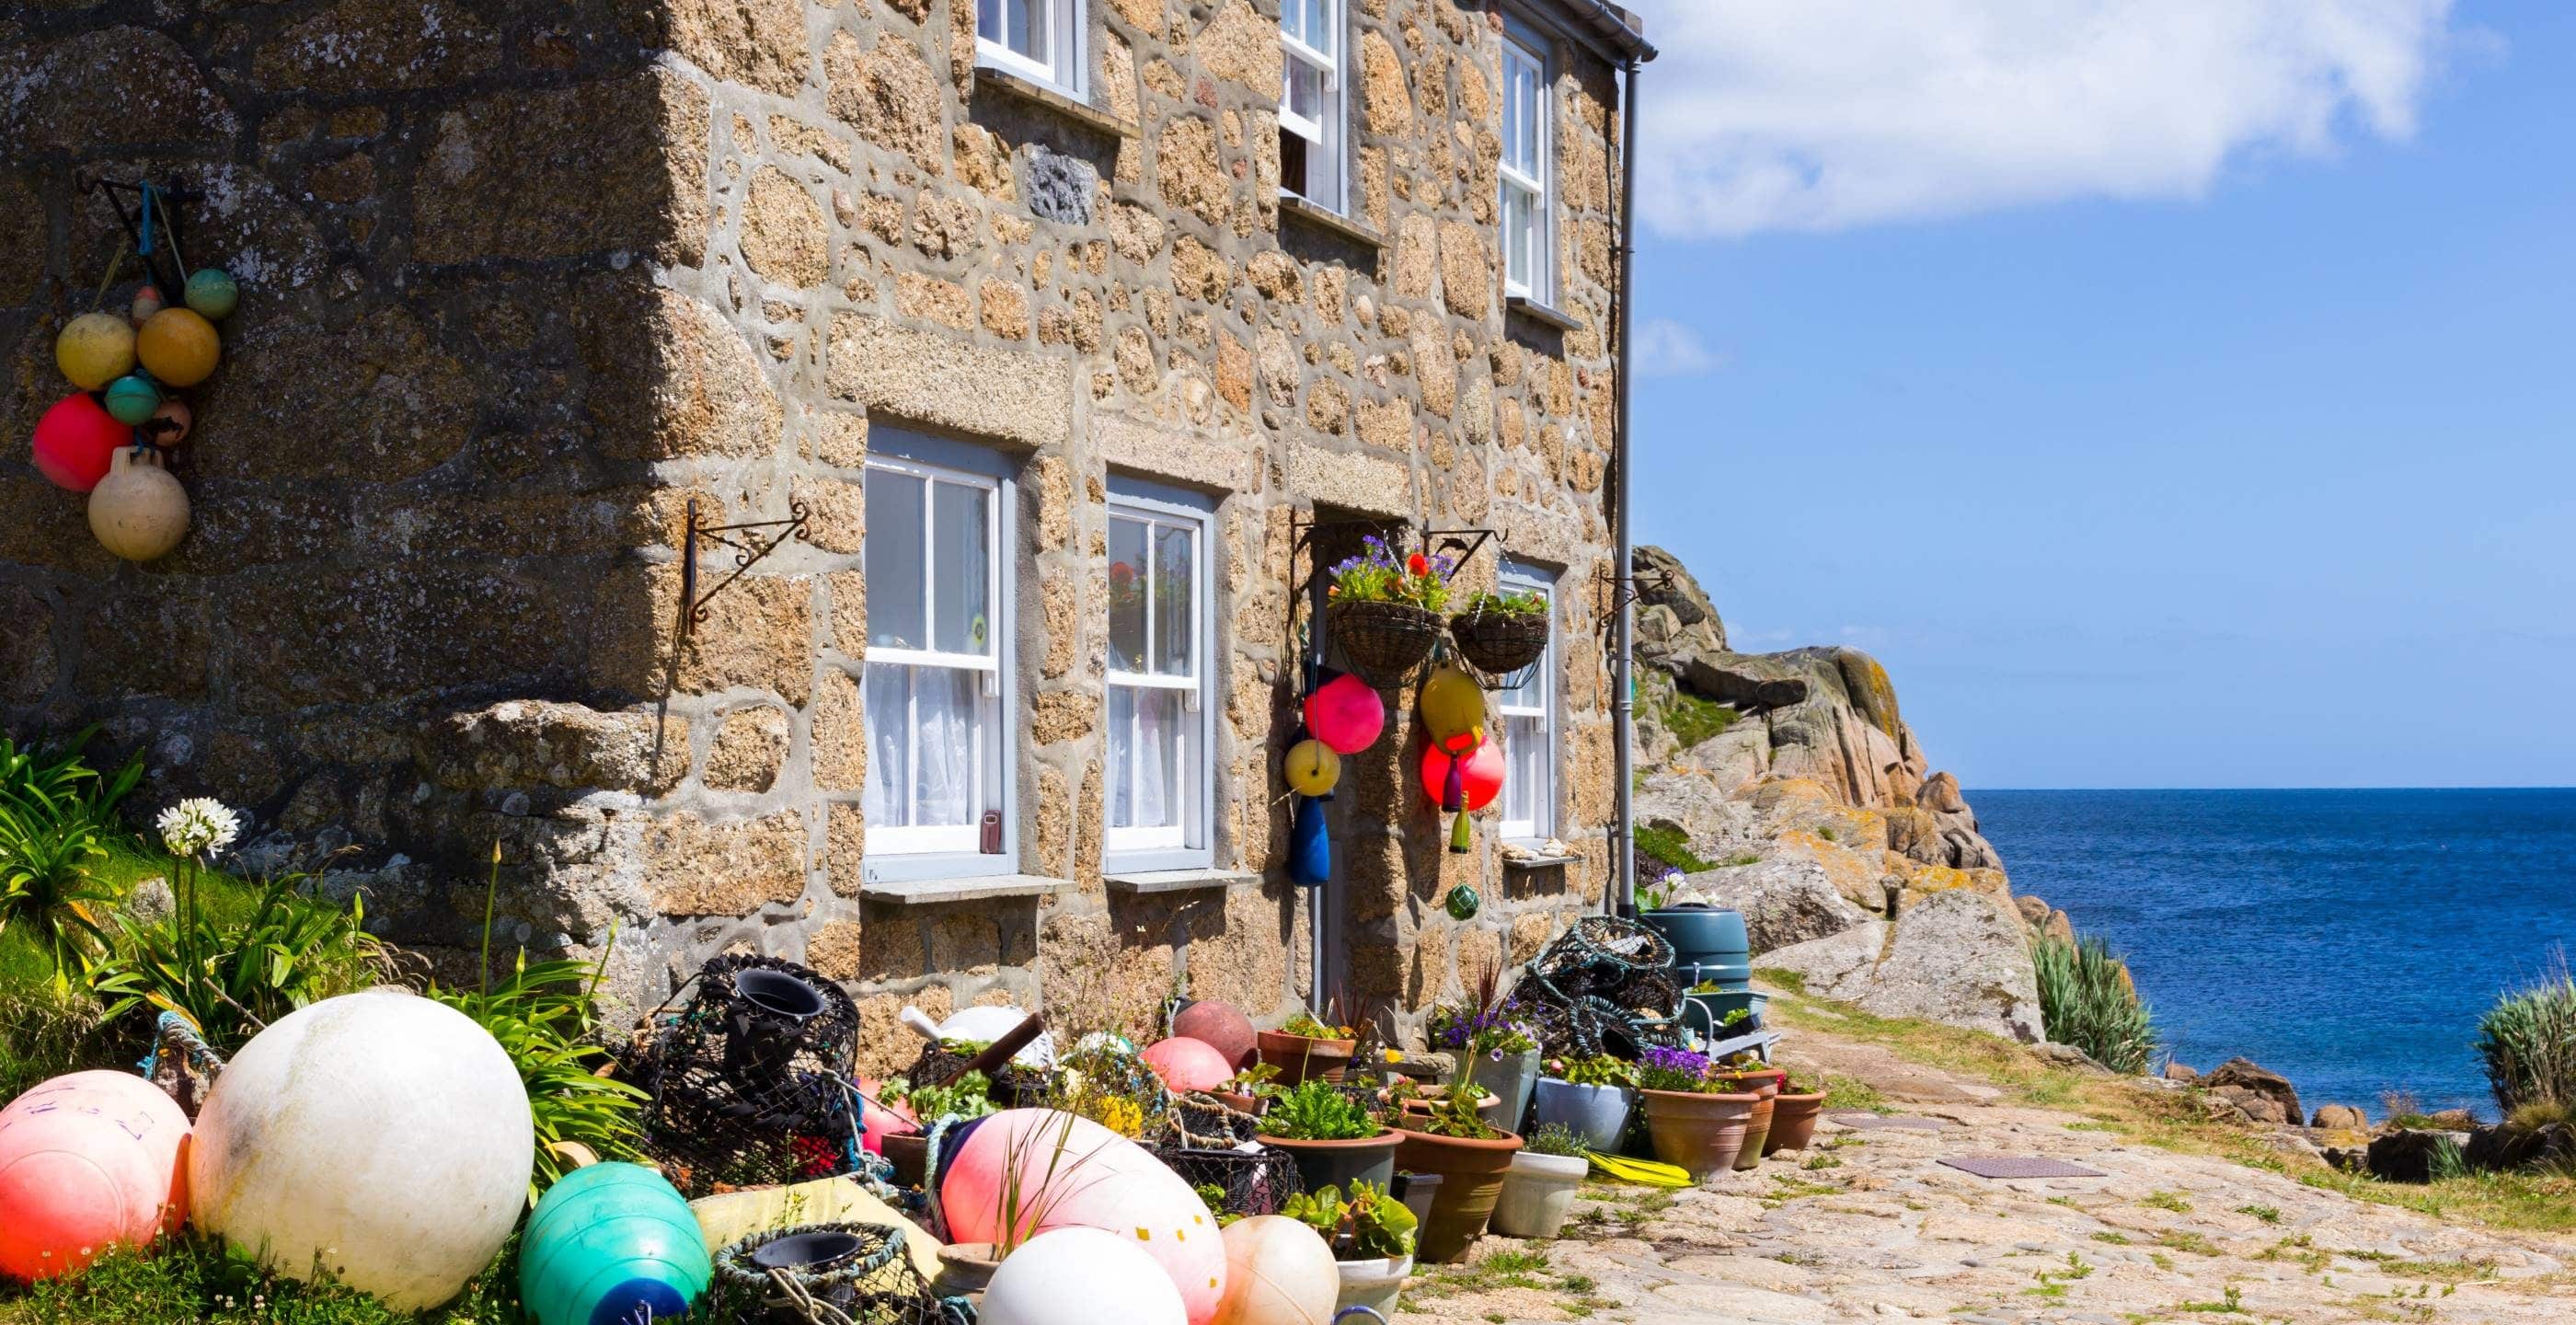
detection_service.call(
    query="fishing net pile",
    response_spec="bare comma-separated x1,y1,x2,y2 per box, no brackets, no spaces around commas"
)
1512,916,1685,1058
622,956,863,1197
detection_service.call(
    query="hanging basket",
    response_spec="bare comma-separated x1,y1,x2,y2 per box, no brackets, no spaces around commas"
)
1447,609,1549,688
1328,599,1443,689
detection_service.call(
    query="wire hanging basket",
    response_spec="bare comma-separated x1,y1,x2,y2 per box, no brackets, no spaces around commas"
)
1327,599,1443,689
1446,607,1548,689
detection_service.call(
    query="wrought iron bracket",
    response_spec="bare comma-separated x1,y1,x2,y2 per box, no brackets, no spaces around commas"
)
1286,514,1506,666
1594,566,1672,616
676,498,811,643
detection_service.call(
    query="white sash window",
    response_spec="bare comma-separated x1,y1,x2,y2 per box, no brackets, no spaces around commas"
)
1279,0,1346,213
1496,562,1555,841
978,0,1084,96
863,451,1006,860
1500,25,1552,300
1105,483,1214,868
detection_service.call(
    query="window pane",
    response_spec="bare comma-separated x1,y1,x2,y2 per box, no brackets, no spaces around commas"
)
980,0,1002,44
1504,185,1532,285
1504,712,1545,830
865,469,925,651
1109,515,1148,674
864,664,911,829
1153,524,1194,677
1111,686,1186,831
913,664,982,828
1305,0,1333,57
932,479,991,655
1286,60,1324,121
1018,0,1047,61
1501,72,1519,169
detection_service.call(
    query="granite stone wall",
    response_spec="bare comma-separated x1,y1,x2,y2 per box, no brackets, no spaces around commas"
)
1,0,1632,1067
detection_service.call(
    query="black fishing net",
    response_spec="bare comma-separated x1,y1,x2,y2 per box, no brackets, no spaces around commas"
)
709,1222,972,1325
1148,1140,1307,1218
623,956,864,1197
1514,916,1685,1058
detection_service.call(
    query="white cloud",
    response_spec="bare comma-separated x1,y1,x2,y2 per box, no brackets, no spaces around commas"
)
1623,1,2477,236
1633,317,1727,377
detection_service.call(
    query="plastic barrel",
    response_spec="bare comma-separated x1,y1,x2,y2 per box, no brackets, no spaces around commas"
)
519,1163,711,1325
1643,907,1750,991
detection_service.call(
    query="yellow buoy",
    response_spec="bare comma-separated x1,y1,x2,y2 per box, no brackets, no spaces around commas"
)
1419,665,1487,743
136,307,220,387
55,312,136,390
1282,739,1340,797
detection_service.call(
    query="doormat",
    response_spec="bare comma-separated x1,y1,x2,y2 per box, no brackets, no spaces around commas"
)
1829,1112,1948,1131
1938,1156,2108,1180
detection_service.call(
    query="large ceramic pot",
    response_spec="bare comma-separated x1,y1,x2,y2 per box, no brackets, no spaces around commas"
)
1529,1078,1633,1152
1716,1076,1779,1172
1257,1129,1399,1197
1258,1030,1357,1085
1641,906,1750,991
1390,1127,1524,1263
1488,1151,1587,1239
1334,1254,1412,1318
1638,1089,1759,1181
1461,1050,1542,1134
1765,1090,1828,1156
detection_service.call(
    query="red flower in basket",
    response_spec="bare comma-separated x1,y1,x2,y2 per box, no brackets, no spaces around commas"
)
1407,552,1430,577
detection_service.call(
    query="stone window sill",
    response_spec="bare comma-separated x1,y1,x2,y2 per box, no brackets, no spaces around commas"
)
1280,195,1385,249
974,64,1138,139
859,872,1072,904
1104,867,1262,895
1501,851,1580,872
1507,295,1584,333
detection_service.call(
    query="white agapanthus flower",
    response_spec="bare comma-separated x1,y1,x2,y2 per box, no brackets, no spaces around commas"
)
158,797,242,858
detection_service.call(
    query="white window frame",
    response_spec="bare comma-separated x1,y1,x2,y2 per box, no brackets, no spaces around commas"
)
1499,20,1553,301
1278,0,1347,213
860,433,1018,881
1102,479,1217,871
1495,560,1556,842
977,0,1086,98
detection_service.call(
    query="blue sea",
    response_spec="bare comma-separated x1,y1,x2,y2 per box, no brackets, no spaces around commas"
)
1974,789,2576,1121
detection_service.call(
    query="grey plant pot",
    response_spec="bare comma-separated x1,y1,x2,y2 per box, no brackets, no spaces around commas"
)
1456,1049,1542,1135
1529,1077,1635,1152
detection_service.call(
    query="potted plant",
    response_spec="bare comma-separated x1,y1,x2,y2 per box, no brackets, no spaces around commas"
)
1447,588,1549,686
1764,1072,1829,1156
1712,1055,1783,1171
1325,536,1452,687
878,1069,998,1187
1426,984,1543,1134
1212,1062,1279,1116
1284,1179,1419,1318
1385,1077,1502,1126
1258,1079,1401,1195
1531,1054,1636,1152
1489,1123,1591,1239
1259,1008,1359,1085
1633,1046,1760,1182
1390,1059,1524,1263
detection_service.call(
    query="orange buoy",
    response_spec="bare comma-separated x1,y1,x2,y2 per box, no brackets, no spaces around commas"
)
136,308,219,387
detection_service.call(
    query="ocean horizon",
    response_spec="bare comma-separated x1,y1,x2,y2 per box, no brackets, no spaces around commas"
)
1972,787,2576,1121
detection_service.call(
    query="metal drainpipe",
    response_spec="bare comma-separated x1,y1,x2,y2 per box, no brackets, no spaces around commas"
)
1610,53,1642,917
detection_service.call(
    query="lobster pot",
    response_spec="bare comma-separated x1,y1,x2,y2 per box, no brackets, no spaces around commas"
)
1515,917,1685,1059
709,1222,960,1325
624,957,861,1198
1146,1142,1307,1219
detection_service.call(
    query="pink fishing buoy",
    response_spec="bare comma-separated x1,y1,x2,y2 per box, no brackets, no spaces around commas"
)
30,392,129,493
941,1110,1227,1325
857,1076,917,1155
1171,1000,1257,1071
1303,674,1386,755
1143,1037,1235,1093
0,1071,190,1282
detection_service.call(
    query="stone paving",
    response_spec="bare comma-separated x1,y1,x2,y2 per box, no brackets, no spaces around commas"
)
1393,1039,2575,1324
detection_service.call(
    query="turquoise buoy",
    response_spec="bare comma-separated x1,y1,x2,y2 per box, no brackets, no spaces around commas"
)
103,374,162,425
1444,883,1480,921
517,1163,710,1325
184,268,238,320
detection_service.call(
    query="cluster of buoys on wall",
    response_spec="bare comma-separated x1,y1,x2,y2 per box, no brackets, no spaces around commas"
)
34,186,236,563
1281,659,1507,891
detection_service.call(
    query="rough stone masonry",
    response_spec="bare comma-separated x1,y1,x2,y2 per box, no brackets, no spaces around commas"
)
0,0,1640,1068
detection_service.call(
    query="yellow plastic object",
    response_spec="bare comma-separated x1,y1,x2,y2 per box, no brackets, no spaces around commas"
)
1282,739,1340,797
1583,1150,1693,1188
1417,666,1486,743
136,307,219,386
688,1175,942,1285
55,312,136,390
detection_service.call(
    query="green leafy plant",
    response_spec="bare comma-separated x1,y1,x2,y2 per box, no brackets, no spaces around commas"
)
1632,824,1714,877
1457,589,1545,616
1224,1062,1282,1097
885,1068,1000,1123
1281,1008,1349,1039
1193,1182,1245,1227
92,870,383,1052
0,729,143,985
1282,1179,1416,1261
2033,930,2159,1075
2478,956,2576,1115
1524,1122,1588,1157
1259,1078,1380,1140
1412,1058,1502,1139
1546,1054,1635,1089
1325,535,1452,612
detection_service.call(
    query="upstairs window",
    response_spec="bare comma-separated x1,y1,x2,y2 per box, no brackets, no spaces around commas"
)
1104,481,1215,870
1495,562,1556,841
1279,0,1346,212
979,0,1083,96
863,440,1011,870
1500,23,1552,300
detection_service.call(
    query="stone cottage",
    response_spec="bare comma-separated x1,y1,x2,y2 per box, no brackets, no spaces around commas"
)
0,0,1651,1067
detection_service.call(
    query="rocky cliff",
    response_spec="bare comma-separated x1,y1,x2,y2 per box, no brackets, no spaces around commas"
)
1627,546,2051,1043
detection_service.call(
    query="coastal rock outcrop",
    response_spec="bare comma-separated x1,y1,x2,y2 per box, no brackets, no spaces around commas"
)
2204,1057,2305,1129
1673,857,1875,953
1753,888,2046,1044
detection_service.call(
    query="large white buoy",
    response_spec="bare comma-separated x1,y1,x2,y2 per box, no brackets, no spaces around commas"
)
1212,1216,1340,1325
980,1227,1187,1325
189,989,534,1310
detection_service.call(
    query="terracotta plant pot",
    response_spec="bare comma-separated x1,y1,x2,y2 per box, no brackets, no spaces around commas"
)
880,1131,928,1188
1391,1126,1523,1263
1258,1030,1356,1085
1765,1091,1827,1155
1716,1074,1780,1172
1257,1128,1400,1197
1211,1089,1262,1117
933,1241,1002,1295
1638,1089,1759,1181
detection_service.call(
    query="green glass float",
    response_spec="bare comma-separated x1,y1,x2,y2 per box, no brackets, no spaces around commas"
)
184,268,238,320
1444,883,1481,921
103,373,162,425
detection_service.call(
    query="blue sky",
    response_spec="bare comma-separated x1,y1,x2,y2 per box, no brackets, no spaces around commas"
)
1619,1,2576,789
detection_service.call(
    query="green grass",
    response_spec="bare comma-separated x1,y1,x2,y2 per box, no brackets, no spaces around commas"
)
1659,686,1742,750
1632,824,1715,875
1818,1072,1885,1112
2143,1190,2194,1213
0,1234,523,1325
2237,1203,2283,1224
